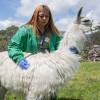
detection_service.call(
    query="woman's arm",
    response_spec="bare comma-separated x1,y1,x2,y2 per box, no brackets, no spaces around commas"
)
8,26,27,64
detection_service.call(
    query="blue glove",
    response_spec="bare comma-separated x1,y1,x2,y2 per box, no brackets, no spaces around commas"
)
69,47,79,54
18,59,30,70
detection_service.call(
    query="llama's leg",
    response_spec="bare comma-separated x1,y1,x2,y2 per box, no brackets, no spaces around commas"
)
0,86,7,100
26,90,45,100
49,91,57,100
26,94,40,100
26,89,57,100
26,90,36,100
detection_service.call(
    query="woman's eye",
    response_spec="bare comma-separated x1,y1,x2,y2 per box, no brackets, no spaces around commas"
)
39,15,44,18
39,15,49,18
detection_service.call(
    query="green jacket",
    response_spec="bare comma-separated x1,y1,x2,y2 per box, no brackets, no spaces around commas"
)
8,25,62,64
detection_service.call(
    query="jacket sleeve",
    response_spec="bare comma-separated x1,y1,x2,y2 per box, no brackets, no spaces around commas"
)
8,26,27,64
55,34,62,50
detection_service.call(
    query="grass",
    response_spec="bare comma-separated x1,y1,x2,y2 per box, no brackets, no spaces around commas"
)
6,61,100,100
58,61,100,100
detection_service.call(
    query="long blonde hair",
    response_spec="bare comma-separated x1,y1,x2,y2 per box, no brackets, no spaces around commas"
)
27,4,59,36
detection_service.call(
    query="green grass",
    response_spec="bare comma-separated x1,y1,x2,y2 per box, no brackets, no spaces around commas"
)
58,61,100,100
6,61,100,100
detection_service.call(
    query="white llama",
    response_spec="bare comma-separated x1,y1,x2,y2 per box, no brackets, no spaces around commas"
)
0,7,92,100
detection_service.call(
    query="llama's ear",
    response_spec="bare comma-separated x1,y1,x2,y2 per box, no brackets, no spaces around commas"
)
76,7,83,24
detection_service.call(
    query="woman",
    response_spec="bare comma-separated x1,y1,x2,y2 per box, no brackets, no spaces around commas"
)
8,4,62,70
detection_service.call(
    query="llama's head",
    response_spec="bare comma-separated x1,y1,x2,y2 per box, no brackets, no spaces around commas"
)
58,7,93,53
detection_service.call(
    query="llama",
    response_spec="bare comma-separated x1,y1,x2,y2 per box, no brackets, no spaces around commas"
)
0,7,92,100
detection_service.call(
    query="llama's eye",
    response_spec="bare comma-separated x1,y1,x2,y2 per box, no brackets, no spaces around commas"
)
83,20,90,22
80,17,92,25
81,20,92,26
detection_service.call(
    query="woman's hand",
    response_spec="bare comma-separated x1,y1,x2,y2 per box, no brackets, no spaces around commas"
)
18,59,30,70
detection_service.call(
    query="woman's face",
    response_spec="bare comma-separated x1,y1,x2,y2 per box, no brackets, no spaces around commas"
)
37,8,50,27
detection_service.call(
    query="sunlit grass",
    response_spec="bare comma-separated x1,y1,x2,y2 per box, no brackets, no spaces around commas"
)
58,61,100,100
6,61,100,100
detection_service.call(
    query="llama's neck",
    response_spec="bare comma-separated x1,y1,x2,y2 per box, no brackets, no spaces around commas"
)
58,23,86,53
51,48,80,83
